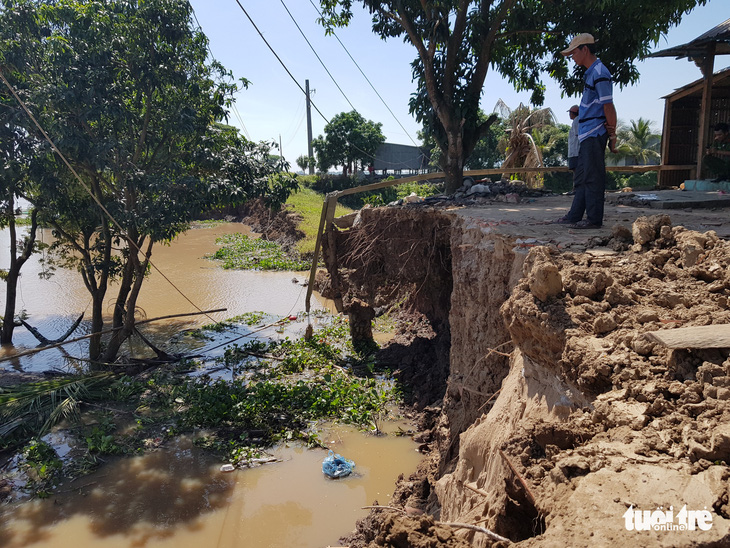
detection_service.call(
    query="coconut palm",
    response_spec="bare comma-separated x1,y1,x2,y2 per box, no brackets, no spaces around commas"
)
614,118,661,165
494,100,557,187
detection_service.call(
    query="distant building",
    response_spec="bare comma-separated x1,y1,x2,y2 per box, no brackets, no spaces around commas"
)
657,66,730,186
372,143,431,175
650,18,730,187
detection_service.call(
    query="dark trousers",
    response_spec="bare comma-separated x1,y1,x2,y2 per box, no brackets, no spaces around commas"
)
704,154,730,180
566,133,608,226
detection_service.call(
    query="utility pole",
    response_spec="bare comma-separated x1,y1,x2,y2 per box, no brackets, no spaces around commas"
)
306,79,314,175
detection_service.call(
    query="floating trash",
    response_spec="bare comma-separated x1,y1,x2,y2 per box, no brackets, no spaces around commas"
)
220,464,235,472
322,450,355,479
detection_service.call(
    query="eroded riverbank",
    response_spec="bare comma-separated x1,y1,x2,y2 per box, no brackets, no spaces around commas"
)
319,194,730,547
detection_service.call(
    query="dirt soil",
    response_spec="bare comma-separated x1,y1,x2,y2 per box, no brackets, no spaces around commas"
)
324,190,730,547
212,197,305,253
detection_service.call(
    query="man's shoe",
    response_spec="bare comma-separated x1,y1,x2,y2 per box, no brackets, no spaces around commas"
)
569,220,602,229
553,216,574,224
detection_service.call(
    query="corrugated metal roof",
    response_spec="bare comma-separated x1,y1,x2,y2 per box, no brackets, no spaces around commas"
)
650,18,730,59
373,143,429,171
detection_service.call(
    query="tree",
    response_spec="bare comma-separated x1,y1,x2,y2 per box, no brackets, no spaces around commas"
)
318,0,708,193
614,118,661,165
296,155,308,172
0,119,41,344
312,111,385,175
1,0,296,361
422,109,505,171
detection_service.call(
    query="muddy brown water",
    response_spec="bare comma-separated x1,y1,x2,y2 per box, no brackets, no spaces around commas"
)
1,424,421,548
0,223,334,371
0,223,420,547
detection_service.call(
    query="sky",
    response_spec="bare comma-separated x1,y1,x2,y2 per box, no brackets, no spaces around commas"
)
188,0,727,165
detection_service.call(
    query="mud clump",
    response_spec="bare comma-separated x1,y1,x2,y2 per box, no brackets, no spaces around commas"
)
334,209,730,546
442,215,730,545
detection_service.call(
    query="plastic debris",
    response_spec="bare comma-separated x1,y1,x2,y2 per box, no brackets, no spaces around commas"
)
322,450,355,479
220,464,235,472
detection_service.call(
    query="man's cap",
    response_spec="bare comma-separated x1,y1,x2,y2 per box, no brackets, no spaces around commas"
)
568,105,579,113
561,33,595,56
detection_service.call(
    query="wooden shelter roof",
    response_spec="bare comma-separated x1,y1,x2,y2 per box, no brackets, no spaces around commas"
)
650,18,730,59
649,16,730,179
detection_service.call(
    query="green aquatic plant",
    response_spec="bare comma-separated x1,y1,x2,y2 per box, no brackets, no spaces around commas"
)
210,233,309,271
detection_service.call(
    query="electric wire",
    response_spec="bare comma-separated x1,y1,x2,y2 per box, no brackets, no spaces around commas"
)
233,0,420,170
279,0,357,112
305,0,426,154
233,0,330,124
191,4,252,140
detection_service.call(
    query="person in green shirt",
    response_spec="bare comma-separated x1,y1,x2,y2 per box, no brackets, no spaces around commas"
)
704,122,730,182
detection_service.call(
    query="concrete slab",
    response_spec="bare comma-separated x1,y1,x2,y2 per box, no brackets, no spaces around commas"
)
431,190,730,250
606,189,730,210
682,179,730,192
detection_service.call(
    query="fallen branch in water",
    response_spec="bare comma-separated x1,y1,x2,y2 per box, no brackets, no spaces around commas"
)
20,312,84,346
0,308,227,363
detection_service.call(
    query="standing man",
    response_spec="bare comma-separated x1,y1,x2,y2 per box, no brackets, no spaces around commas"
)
567,105,580,194
554,33,618,229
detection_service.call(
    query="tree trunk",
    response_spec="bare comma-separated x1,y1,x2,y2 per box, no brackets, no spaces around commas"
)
88,289,105,363
102,239,153,363
443,126,465,194
1,203,39,345
1,270,19,345
112,257,135,329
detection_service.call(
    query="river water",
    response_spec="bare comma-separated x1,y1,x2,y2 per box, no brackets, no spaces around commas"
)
0,223,331,371
0,222,421,547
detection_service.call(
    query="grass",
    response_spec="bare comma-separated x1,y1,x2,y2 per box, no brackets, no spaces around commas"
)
285,187,353,256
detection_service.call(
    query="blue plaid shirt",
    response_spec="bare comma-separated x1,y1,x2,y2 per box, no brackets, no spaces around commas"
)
578,58,613,142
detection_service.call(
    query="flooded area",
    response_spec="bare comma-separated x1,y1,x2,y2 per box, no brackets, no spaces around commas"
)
0,222,333,372
0,424,422,548
1,222,421,547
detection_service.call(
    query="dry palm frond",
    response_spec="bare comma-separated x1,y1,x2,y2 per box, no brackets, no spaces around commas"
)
0,372,118,438
496,100,557,188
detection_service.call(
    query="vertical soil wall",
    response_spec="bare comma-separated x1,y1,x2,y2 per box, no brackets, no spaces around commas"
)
324,206,730,547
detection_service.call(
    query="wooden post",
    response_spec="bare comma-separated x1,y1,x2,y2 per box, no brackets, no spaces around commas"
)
304,198,329,315
696,43,716,179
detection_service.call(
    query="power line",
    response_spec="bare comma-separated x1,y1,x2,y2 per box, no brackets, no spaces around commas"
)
233,1,429,170
305,0,424,152
233,0,330,124
190,5,251,140
279,0,357,112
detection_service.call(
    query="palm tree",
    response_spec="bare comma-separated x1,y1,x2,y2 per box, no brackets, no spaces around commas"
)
614,118,661,165
494,100,557,187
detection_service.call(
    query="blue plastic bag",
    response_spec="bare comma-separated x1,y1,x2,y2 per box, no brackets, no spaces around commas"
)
322,449,355,478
